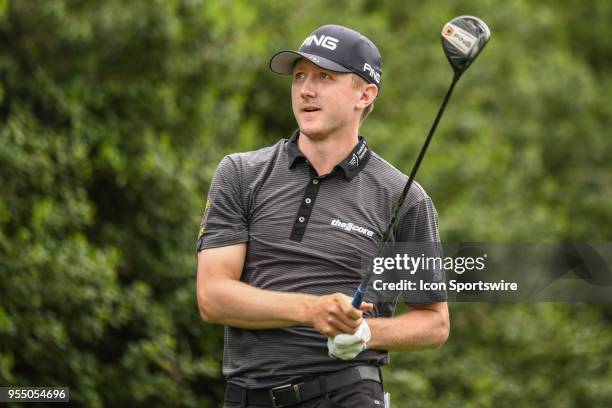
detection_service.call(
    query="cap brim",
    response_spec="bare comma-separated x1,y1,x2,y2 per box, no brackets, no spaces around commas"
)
269,51,352,75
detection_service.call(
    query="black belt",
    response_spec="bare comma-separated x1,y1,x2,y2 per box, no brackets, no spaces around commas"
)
225,365,381,408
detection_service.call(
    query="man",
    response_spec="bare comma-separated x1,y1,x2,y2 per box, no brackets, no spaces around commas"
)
196,24,449,408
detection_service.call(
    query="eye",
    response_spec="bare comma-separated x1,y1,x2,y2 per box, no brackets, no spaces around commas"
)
319,72,331,80
293,72,305,80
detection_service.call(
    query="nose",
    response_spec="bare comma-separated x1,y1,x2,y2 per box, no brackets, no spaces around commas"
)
299,75,316,99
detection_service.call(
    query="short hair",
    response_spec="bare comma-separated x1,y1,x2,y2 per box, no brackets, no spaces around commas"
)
351,75,375,123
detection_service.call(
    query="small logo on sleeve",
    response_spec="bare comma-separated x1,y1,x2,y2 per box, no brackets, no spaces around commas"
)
197,199,212,239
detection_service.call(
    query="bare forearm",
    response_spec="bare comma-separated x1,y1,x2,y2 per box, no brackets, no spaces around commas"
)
198,278,315,329
197,246,372,334
367,307,450,351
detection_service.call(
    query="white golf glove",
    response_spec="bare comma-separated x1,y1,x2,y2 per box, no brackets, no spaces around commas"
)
327,320,371,360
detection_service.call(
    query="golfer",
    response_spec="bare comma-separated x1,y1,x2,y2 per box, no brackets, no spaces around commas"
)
197,24,449,408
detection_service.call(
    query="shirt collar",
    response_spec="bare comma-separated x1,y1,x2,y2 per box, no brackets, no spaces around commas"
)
286,129,372,181
287,129,305,168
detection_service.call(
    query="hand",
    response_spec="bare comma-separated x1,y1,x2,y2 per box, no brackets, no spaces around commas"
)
327,320,371,360
309,293,373,337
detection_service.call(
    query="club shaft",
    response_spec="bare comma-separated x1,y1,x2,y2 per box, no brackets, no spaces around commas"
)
352,73,460,308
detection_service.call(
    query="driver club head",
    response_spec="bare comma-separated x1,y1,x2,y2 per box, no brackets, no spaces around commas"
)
441,16,491,77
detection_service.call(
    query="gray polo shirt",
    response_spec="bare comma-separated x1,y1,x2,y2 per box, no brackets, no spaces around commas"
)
197,130,442,388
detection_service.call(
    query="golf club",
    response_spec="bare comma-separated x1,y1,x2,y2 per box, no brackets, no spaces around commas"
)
352,16,491,308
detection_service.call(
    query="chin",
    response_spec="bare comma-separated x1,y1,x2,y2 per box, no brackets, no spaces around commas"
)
298,121,337,140
299,127,326,140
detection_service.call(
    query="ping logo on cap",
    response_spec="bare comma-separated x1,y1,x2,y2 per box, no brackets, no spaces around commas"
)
301,34,339,50
363,63,381,84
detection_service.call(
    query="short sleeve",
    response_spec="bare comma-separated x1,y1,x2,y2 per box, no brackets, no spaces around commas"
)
196,156,249,251
395,196,440,243
395,196,447,304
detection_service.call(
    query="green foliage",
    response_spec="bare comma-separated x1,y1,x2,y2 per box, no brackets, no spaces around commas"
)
384,303,612,407
0,0,611,406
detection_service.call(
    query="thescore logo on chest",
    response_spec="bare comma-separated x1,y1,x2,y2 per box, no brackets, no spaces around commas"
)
331,219,374,237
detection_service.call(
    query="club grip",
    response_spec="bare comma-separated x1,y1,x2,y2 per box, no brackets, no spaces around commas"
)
351,285,367,309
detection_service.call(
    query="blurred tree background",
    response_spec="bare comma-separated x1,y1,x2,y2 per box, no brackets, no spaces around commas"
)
1,0,611,406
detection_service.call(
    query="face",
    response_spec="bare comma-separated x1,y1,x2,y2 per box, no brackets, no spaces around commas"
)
291,59,363,140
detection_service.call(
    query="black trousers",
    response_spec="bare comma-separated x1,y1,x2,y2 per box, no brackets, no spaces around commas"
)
223,380,385,408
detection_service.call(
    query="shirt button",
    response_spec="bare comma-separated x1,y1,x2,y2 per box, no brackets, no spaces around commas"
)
298,216,306,223
312,179,319,185
305,198,312,204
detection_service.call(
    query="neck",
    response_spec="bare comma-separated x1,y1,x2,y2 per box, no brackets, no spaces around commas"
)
297,128,359,176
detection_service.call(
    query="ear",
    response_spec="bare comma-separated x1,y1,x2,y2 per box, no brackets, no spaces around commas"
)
356,83,378,110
